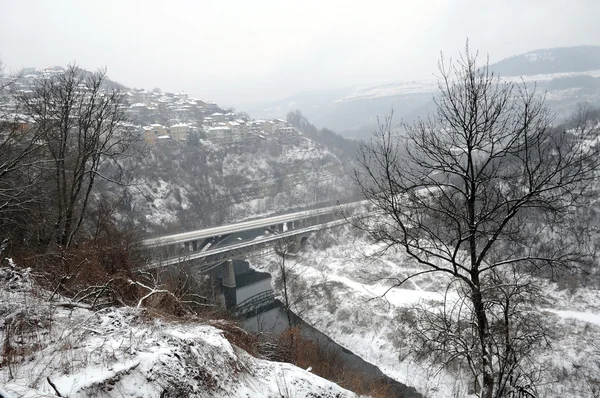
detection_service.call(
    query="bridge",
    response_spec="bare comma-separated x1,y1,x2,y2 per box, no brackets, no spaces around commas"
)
139,187,437,315
232,290,278,317
141,202,368,289
140,185,444,276
142,203,346,250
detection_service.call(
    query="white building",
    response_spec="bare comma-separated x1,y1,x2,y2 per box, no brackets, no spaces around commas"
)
170,123,190,142
207,126,232,141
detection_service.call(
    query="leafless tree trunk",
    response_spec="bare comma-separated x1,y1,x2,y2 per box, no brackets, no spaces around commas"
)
0,60,45,251
272,237,316,363
274,238,309,330
354,43,600,397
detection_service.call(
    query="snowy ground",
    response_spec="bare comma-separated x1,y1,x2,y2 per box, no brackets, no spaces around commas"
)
250,225,600,398
0,266,361,398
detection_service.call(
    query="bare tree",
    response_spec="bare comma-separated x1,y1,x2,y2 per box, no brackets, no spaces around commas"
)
273,238,312,330
354,44,600,397
270,237,318,364
0,60,45,250
20,65,142,249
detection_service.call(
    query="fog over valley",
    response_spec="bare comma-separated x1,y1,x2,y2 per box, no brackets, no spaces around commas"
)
2,0,600,105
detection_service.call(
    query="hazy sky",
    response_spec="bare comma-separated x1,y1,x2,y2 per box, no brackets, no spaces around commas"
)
1,0,599,106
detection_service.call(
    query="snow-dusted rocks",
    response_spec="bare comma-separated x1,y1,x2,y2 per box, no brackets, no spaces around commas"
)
0,267,359,398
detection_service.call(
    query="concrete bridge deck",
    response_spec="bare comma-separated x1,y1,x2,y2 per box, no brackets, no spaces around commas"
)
142,203,346,248
144,218,349,271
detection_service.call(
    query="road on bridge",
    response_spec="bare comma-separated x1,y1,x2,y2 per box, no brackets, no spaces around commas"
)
141,203,348,248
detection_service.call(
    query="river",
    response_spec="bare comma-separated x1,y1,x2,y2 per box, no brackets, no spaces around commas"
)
217,261,421,398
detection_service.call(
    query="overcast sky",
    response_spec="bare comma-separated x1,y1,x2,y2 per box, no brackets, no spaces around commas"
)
1,0,599,106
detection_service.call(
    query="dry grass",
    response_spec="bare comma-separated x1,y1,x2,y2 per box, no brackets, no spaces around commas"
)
269,326,397,398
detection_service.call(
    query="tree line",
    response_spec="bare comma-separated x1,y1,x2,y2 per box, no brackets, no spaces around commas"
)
0,63,149,305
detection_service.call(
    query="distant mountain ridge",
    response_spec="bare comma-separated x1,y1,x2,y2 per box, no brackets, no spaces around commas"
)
492,45,600,76
244,45,600,139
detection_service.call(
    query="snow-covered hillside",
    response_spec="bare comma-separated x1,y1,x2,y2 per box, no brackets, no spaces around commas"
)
112,131,355,236
0,266,361,398
250,225,600,398
492,46,600,76
336,69,600,103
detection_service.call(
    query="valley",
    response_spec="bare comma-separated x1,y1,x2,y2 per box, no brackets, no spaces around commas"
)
2,42,600,398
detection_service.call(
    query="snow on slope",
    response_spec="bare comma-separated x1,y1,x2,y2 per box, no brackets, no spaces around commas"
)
250,225,600,398
335,81,437,103
250,226,463,397
0,267,360,398
126,131,351,234
335,70,600,103
548,309,600,326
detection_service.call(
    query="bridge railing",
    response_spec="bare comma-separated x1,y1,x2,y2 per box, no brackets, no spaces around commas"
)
233,290,276,316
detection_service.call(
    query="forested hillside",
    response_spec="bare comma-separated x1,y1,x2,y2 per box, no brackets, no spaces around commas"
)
117,130,355,236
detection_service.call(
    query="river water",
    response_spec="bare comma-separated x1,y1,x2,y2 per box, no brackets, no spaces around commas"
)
219,261,421,398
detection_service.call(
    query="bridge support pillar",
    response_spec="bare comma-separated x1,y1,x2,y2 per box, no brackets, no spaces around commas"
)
222,260,236,288
289,233,310,253
222,260,237,308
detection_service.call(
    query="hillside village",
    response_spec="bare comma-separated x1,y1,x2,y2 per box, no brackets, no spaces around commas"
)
3,67,300,147
130,89,299,146
0,67,355,236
